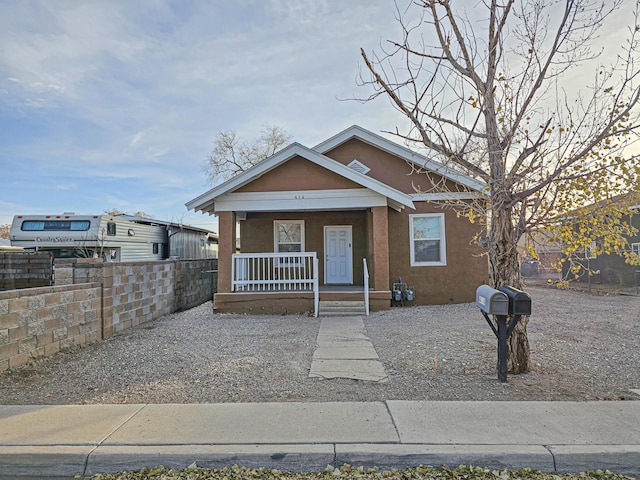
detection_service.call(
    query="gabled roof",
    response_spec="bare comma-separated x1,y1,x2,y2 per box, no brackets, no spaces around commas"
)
186,142,415,215
313,125,486,192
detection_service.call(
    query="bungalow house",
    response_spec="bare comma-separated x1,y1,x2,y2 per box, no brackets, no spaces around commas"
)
186,125,488,315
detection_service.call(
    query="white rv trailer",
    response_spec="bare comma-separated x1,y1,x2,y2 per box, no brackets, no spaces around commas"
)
9,214,168,262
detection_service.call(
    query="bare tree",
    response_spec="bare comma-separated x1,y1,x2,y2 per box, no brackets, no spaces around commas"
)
203,125,292,185
77,227,108,260
104,209,153,218
359,0,640,373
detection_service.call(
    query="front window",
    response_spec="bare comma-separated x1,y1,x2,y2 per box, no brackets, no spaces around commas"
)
274,220,304,253
409,213,446,266
631,243,639,256
107,222,116,236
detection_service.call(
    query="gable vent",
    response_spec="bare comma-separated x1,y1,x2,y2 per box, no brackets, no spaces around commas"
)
347,159,370,175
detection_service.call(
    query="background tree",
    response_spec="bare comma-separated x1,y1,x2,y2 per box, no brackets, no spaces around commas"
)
203,125,291,185
0,224,10,239
104,209,153,218
359,0,640,373
551,190,640,286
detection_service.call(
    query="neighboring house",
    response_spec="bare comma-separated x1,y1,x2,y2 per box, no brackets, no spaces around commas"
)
560,193,640,287
10,213,217,261
186,125,488,315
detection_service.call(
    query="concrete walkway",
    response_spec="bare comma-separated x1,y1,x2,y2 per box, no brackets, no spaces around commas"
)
308,316,387,382
1,401,640,478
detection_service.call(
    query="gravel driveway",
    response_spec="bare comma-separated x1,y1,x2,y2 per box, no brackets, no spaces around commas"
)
1,286,638,404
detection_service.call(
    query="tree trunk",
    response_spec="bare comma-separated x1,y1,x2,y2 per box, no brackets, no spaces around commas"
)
489,206,531,374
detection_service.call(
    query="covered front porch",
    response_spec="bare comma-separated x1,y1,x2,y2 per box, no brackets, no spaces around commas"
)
214,207,394,316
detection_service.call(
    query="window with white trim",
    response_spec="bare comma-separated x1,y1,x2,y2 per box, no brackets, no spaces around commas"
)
274,220,305,254
632,243,640,255
409,213,446,266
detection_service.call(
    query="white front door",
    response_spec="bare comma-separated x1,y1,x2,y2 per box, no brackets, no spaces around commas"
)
324,226,353,285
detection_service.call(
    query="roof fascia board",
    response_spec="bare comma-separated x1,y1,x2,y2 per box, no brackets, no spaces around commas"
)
314,125,486,192
410,192,486,201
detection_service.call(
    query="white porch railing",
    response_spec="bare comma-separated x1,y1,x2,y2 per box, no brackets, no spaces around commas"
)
232,252,319,317
363,257,370,316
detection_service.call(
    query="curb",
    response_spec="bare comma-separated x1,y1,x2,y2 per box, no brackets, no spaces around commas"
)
2,443,640,478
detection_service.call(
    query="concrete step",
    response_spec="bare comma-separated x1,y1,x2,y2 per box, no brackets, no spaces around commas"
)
319,300,366,317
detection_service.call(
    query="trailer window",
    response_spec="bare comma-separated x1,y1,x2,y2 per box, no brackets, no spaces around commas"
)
153,243,159,254
21,220,91,231
106,222,116,236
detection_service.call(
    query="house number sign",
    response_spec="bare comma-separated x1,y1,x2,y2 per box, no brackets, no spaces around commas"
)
294,194,305,200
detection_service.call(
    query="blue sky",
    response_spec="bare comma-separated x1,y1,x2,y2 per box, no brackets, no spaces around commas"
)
0,1,406,232
0,1,634,233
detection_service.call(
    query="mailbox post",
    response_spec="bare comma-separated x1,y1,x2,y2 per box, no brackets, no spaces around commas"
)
476,285,531,382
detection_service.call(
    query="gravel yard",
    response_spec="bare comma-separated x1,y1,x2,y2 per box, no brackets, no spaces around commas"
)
1,286,638,404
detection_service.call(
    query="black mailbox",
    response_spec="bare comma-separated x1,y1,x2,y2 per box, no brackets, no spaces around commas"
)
498,285,532,316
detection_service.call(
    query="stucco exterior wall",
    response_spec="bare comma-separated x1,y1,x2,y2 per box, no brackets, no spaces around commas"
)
388,203,488,304
323,138,465,194
237,156,360,192
240,211,369,286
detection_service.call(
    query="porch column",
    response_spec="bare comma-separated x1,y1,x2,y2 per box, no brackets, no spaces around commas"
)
217,211,236,294
371,206,390,291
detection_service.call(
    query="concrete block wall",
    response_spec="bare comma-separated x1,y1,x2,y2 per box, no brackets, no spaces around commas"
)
53,258,105,286
0,252,53,290
0,283,102,372
0,258,216,370
175,259,217,311
54,258,216,337
109,262,174,335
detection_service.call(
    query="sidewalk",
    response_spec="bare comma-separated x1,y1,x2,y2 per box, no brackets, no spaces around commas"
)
1,401,639,478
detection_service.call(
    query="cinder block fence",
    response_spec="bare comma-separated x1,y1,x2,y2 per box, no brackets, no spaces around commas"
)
0,283,102,371
0,251,53,290
0,258,217,372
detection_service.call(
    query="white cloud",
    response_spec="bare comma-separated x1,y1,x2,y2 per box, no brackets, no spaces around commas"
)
0,0,410,224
